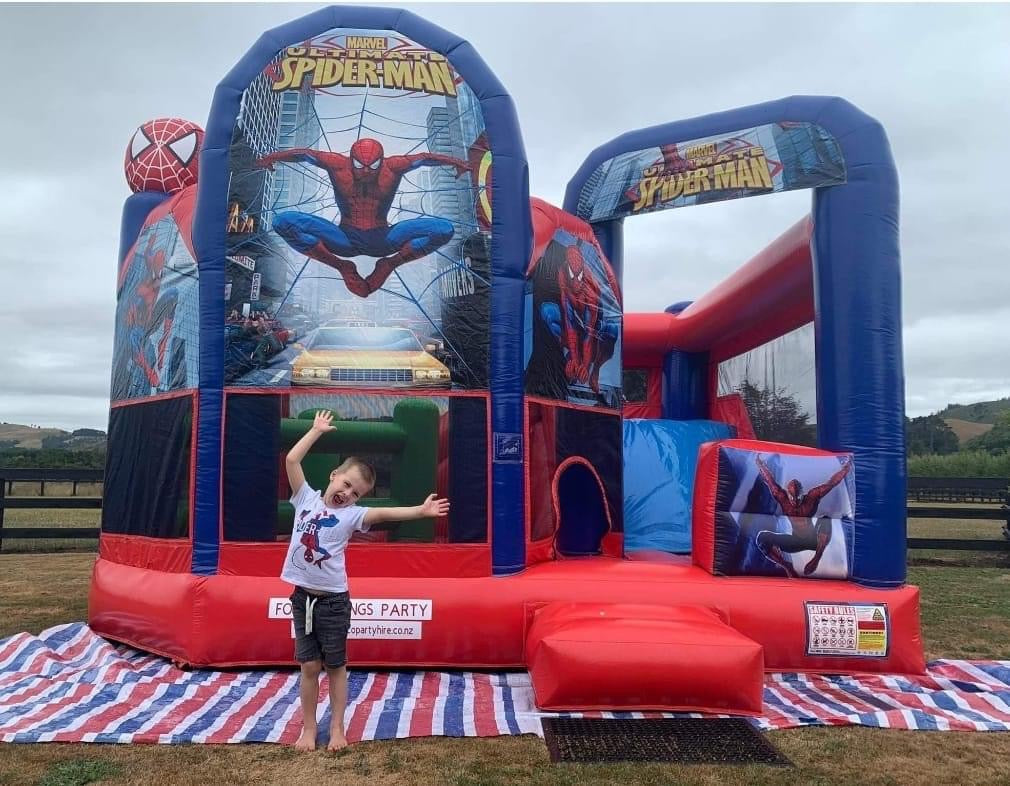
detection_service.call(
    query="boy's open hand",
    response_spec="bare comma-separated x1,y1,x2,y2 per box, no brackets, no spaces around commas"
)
420,494,450,518
312,410,336,433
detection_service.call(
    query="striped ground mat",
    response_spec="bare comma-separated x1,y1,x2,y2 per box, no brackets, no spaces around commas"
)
2,624,1009,744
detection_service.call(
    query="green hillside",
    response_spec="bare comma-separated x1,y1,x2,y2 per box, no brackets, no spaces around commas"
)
0,423,106,451
937,398,1010,425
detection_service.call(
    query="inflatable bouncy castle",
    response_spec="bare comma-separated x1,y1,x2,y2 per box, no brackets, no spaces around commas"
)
92,5,924,713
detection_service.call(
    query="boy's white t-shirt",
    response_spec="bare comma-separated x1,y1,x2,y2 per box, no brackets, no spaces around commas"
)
280,483,370,593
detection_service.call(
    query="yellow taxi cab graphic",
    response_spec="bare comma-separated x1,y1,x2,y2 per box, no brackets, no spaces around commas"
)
291,326,451,388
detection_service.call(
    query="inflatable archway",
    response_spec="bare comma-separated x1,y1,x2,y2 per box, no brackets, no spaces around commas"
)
93,5,923,712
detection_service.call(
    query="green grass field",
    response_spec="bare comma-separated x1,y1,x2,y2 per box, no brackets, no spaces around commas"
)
1,483,102,553
0,508,100,553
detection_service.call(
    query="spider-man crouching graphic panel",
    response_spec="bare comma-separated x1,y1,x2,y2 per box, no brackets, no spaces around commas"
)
257,138,470,298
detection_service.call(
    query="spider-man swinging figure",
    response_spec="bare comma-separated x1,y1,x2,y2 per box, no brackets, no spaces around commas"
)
754,454,853,577
539,244,621,394
123,231,178,390
256,138,470,298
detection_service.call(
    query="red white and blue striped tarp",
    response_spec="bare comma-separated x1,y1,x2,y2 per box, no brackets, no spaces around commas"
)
2,624,1010,744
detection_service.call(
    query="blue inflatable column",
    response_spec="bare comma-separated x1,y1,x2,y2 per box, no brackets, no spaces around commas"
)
487,143,531,574
591,219,624,287
662,350,708,420
811,101,905,587
660,301,707,421
119,192,171,264
191,134,234,575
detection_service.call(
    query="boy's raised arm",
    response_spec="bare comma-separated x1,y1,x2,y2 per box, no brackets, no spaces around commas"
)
285,410,336,494
363,494,450,530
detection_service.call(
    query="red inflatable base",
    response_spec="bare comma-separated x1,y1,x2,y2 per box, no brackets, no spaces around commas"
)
526,603,764,714
89,555,926,676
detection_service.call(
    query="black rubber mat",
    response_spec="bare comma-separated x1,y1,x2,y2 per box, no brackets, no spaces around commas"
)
541,717,792,765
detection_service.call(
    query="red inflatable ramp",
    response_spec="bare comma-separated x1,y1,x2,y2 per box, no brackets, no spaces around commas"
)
524,603,764,715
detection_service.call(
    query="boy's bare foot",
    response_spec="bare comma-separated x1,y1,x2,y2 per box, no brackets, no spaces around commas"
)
294,727,317,751
327,727,349,752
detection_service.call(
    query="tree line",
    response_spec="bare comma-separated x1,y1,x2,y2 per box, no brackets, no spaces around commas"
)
738,382,1009,477
0,449,105,470
907,412,1010,456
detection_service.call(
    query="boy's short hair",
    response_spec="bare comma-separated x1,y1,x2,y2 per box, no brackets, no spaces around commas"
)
335,457,376,491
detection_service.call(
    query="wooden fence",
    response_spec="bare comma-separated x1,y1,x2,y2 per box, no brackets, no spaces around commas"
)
1,470,1007,553
0,468,102,550
906,476,1009,551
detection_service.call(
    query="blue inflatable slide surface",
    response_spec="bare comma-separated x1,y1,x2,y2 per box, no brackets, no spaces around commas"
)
623,419,734,554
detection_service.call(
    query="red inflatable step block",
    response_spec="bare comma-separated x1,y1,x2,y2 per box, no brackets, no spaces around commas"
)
524,603,764,715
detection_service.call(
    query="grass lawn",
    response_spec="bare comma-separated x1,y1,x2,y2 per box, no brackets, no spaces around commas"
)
2,543,1010,784
1,507,100,554
907,511,1010,570
3,728,1010,786
907,502,1010,543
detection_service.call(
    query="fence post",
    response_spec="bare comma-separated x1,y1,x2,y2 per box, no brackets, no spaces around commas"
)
0,477,5,553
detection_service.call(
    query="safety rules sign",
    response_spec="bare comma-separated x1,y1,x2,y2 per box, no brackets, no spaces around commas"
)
805,602,889,658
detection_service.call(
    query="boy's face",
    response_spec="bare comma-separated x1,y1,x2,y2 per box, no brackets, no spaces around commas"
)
324,466,373,508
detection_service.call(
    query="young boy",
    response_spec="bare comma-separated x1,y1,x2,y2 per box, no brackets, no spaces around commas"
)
282,409,449,752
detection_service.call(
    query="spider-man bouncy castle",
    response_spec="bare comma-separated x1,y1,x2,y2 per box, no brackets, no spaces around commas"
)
93,5,923,713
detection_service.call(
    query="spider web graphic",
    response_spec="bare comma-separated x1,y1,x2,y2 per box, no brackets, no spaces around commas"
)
236,70,489,385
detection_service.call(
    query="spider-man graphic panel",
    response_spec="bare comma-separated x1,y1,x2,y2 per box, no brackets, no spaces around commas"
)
112,218,199,400
257,138,469,298
525,234,622,408
224,27,492,392
712,448,856,580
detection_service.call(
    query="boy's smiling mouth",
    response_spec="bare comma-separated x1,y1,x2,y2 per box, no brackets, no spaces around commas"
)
328,491,346,507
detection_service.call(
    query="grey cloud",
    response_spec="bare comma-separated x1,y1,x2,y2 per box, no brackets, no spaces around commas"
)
0,393,111,433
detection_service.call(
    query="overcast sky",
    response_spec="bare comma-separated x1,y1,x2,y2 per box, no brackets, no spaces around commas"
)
1,2,1008,431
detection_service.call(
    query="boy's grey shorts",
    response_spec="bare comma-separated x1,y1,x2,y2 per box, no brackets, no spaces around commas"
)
290,586,352,669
